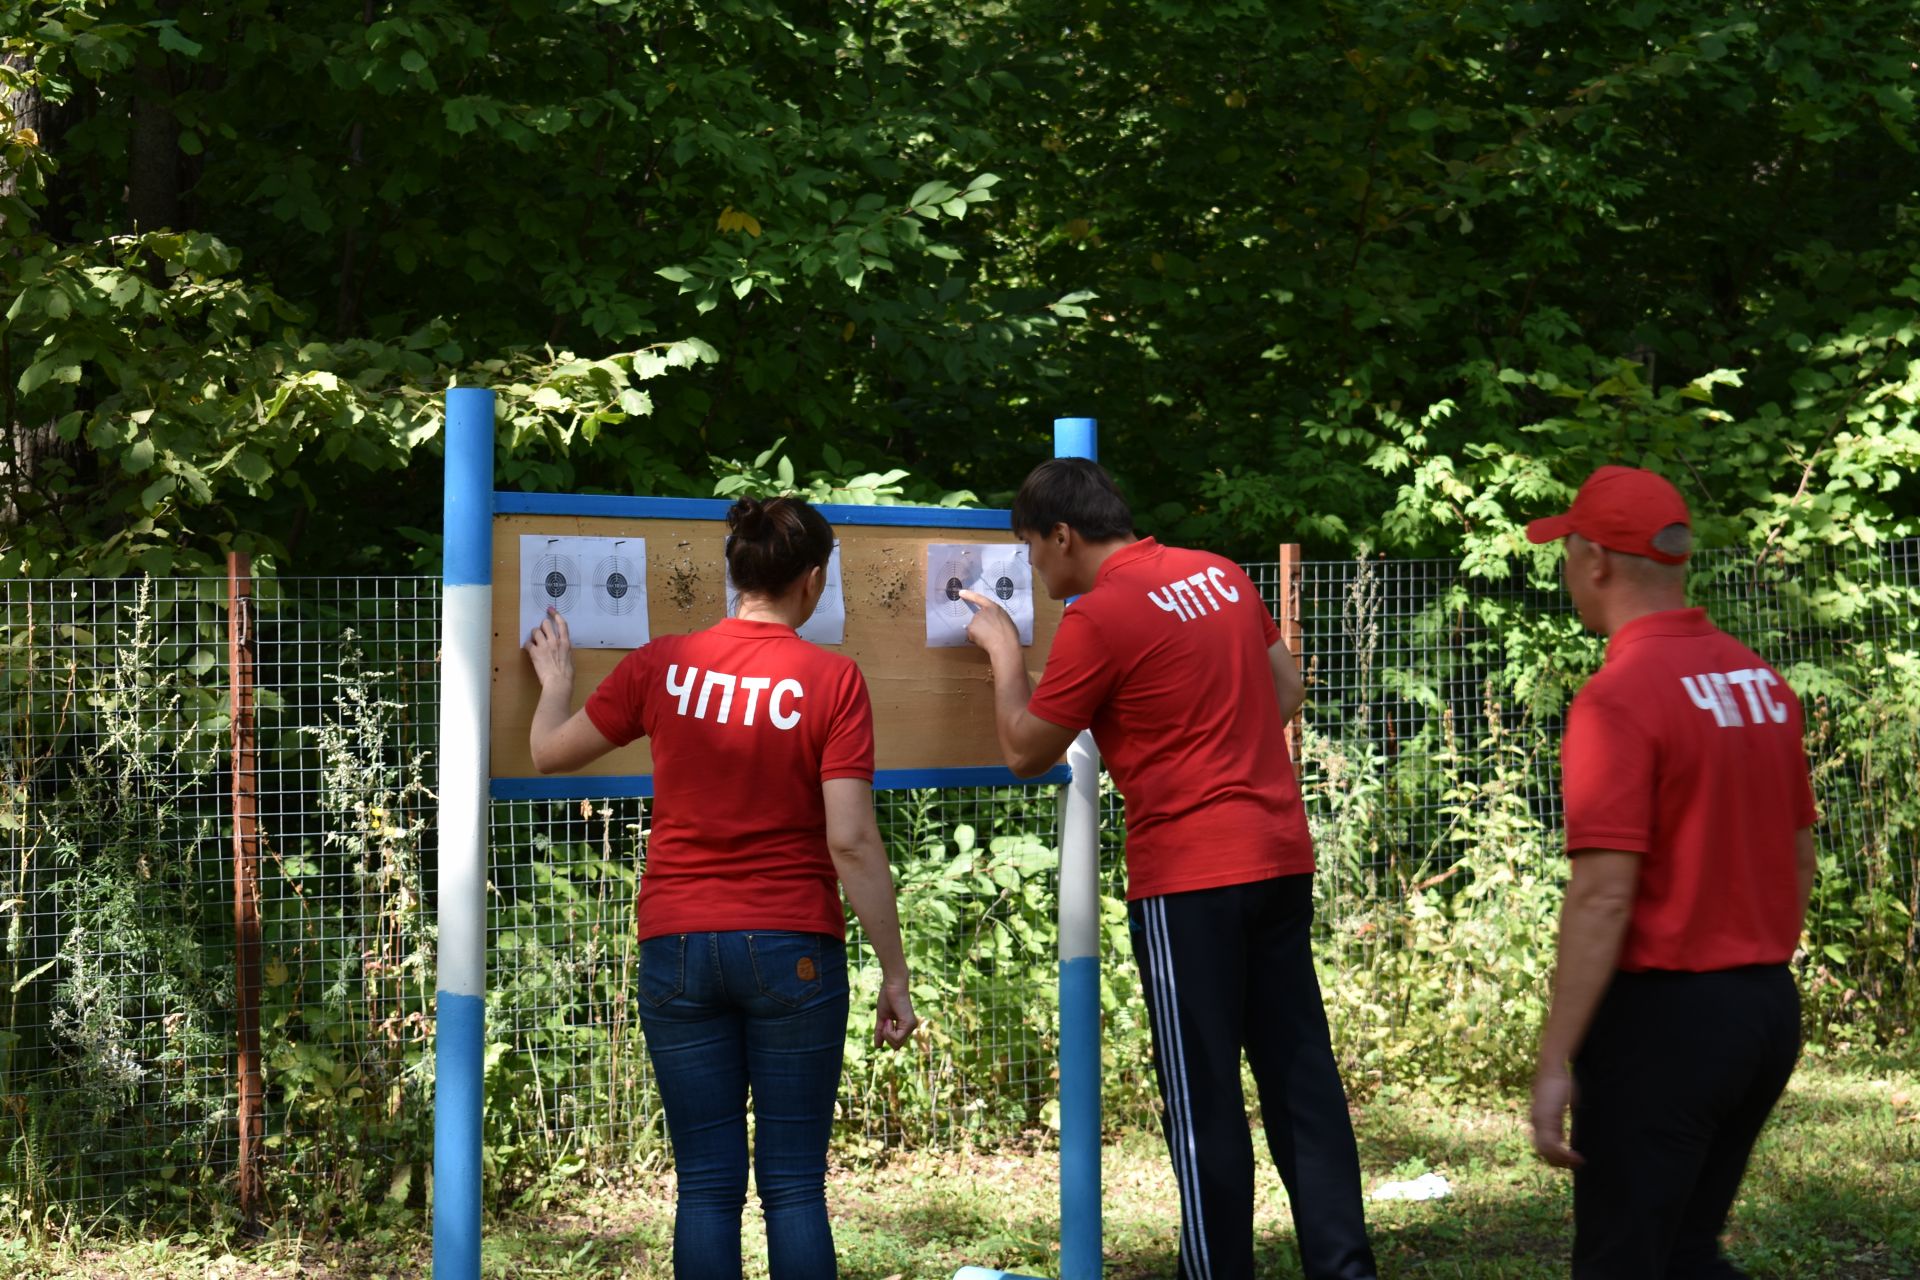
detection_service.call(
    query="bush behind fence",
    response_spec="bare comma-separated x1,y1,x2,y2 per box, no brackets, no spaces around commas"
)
2,544,1915,1224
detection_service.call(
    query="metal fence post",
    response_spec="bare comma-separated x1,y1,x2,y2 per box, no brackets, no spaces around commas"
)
227,552,265,1227
434,387,495,1280
1277,542,1303,775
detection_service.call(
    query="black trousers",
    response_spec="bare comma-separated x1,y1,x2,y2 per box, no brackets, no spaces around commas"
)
1572,964,1801,1279
1127,874,1378,1280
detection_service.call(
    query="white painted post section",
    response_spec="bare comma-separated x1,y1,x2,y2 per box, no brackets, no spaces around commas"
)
434,386,494,1280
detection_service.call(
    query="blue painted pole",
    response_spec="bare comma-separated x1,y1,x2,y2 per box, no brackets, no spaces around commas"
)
953,419,1106,1280
1053,417,1102,1280
434,386,495,1280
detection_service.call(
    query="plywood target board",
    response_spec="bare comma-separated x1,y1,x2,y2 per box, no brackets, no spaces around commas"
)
489,498,1062,785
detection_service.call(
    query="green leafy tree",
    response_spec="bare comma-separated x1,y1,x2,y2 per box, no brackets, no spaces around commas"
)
3,0,1917,573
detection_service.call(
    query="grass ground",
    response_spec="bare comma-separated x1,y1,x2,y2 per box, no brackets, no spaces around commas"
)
10,1057,1917,1279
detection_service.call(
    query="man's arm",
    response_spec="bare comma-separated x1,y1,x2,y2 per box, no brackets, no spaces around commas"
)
1530,849,1640,1169
1269,639,1305,724
959,590,1079,777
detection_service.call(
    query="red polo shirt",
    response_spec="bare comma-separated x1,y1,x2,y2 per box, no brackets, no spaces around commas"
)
1027,538,1314,899
584,619,874,940
1562,608,1816,972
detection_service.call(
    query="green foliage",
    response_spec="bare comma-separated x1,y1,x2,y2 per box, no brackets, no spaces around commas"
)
261,643,436,1218
11,1,1912,572
711,438,978,509
1306,704,1567,1093
0,582,230,1225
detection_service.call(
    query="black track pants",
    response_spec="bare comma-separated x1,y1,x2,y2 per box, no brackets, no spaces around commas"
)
1572,964,1800,1279
1127,874,1378,1280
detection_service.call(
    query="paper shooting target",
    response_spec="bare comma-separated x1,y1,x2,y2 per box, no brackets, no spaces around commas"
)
942,558,972,619
592,551,641,615
528,552,580,615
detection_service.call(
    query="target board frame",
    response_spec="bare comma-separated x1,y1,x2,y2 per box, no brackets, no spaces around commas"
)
489,492,1066,798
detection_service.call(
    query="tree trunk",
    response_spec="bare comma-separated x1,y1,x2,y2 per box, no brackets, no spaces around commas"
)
1,59,64,533
1,55,51,201
127,60,180,233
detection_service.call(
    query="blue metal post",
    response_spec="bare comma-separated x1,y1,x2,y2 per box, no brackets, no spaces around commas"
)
434,386,494,1280
1054,417,1102,1280
954,419,1105,1280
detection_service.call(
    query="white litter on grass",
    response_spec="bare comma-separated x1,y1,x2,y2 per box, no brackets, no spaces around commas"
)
1369,1172,1452,1202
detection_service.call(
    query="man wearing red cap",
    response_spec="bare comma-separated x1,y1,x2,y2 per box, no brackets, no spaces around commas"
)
1525,466,1818,1277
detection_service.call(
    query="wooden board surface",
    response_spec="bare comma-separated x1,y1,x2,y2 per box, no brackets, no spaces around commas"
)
490,513,1061,779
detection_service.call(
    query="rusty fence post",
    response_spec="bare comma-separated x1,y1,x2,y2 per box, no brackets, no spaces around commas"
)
228,552,265,1226
1277,543,1304,777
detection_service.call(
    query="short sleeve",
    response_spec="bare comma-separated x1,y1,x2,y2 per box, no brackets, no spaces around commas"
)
583,645,653,747
820,662,875,782
1561,685,1656,855
1027,604,1121,733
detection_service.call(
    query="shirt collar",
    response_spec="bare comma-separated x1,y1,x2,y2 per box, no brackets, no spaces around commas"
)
1607,607,1714,658
1093,537,1158,588
714,617,798,638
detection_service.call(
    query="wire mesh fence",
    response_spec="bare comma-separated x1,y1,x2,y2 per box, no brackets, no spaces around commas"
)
3,539,1915,1218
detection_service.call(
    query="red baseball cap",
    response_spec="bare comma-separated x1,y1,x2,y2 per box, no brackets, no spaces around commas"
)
1525,466,1692,563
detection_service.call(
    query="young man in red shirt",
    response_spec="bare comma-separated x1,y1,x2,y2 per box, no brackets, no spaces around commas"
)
960,459,1378,1280
1526,466,1818,1277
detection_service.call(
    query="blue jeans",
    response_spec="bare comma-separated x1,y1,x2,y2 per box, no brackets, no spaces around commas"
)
638,931,850,1280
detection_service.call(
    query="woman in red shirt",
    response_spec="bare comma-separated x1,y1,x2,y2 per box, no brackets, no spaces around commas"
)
525,497,916,1279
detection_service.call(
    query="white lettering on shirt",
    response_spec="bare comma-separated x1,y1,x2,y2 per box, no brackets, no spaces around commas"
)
1755,670,1789,723
1147,565,1244,623
1148,586,1190,620
1725,669,1766,723
1708,672,1743,726
696,668,737,722
665,663,697,716
738,676,771,726
1679,668,1792,728
1680,674,1729,725
1170,578,1205,617
664,666,799,728
770,678,804,730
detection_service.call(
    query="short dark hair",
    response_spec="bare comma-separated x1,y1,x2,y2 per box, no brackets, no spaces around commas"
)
725,496,834,594
1010,458,1134,540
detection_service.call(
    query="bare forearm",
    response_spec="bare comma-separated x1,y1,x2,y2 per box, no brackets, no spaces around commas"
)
1537,895,1633,1069
1795,828,1817,923
985,644,1036,763
833,841,909,983
529,683,576,771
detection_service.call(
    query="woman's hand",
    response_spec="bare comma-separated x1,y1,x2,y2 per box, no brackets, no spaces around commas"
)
875,976,918,1049
524,606,575,692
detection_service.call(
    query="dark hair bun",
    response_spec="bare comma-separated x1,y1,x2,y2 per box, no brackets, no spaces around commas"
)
728,497,771,541
726,496,834,595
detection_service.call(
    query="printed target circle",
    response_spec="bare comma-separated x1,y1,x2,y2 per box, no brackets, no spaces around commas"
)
941,559,973,618
593,555,640,615
995,575,1015,601
529,554,579,614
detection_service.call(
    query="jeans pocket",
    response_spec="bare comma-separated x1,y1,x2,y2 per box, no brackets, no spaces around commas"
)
746,932,845,1009
638,935,687,1008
